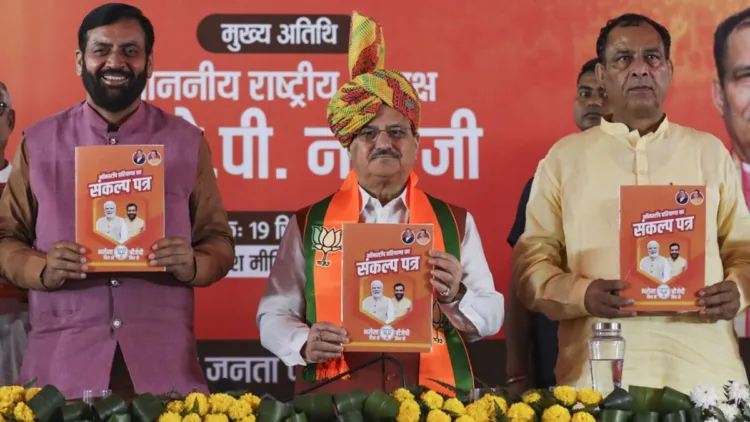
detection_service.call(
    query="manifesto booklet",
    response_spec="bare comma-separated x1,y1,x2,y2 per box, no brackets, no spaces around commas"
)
619,185,706,312
75,145,165,272
341,223,433,353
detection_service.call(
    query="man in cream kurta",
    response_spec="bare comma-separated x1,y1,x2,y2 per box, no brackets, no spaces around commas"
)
513,13,750,393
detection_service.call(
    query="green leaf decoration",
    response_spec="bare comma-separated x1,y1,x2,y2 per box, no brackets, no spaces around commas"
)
632,411,660,422
602,387,635,411
335,410,364,422
62,402,90,422
256,400,293,422
659,387,692,414
362,390,399,419
292,393,334,421
628,386,663,413
599,408,633,422
107,413,132,422
284,413,308,422
26,385,65,422
21,378,38,389
92,394,128,422
661,409,690,422
333,389,367,415
130,393,164,422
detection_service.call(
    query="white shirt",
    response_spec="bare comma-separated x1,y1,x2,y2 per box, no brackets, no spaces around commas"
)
96,216,128,243
362,295,395,324
638,255,671,283
256,186,505,367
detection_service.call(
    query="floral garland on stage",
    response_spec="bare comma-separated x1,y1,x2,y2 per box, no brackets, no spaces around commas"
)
0,380,749,422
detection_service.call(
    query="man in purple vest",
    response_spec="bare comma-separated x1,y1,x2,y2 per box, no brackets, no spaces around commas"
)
0,3,234,399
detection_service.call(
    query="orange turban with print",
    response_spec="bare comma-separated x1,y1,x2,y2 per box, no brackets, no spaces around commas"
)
326,11,422,148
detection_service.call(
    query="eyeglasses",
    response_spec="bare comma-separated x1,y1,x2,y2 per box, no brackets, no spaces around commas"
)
354,126,412,143
0,103,7,117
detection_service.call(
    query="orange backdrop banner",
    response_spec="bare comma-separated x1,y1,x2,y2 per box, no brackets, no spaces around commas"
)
2,0,748,344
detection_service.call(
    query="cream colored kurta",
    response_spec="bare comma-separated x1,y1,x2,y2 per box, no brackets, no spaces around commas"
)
669,257,688,278
512,116,750,393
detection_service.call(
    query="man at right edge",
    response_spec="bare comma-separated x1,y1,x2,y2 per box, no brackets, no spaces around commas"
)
513,13,750,392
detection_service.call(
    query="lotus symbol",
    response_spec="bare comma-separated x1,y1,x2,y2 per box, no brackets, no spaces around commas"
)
312,226,342,267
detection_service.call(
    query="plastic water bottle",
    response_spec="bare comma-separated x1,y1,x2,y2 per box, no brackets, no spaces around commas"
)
588,322,625,397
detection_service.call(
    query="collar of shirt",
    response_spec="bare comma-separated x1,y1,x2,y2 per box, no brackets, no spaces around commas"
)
358,184,409,223
599,114,670,147
0,163,13,184
730,150,750,174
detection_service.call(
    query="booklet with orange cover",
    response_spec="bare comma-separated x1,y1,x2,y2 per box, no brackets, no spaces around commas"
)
75,145,165,272
619,185,706,312
341,223,433,353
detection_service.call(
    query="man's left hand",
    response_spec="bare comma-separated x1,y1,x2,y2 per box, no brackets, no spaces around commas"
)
428,250,462,303
698,280,741,321
150,237,196,283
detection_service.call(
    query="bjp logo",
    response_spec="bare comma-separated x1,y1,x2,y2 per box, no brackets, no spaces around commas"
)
311,226,342,267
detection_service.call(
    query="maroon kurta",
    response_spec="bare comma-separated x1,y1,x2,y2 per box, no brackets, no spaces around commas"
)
0,101,234,399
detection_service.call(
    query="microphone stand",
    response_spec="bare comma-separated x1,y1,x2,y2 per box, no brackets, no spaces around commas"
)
288,355,407,401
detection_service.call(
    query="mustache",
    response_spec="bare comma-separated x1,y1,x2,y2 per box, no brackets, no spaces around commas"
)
369,149,402,160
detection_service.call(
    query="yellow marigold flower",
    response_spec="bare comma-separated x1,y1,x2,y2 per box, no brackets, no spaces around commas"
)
166,400,185,413
456,416,477,422
542,404,571,422
465,403,490,422
24,388,41,402
396,399,421,422
553,386,577,407
479,394,508,417
507,402,536,422
205,414,229,422
572,412,596,422
422,390,444,410
0,387,24,404
13,403,35,422
238,416,256,422
522,391,542,404
0,401,14,416
227,400,252,421
576,389,602,406
238,393,261,411
158,412,182,422
182,414,201,422
184,392,210,416
426,409,452,422
443,397,466,415
392,388,415,403
209,393,236,414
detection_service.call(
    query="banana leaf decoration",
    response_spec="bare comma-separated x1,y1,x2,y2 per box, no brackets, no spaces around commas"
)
600,385,702,422
26,385,66,422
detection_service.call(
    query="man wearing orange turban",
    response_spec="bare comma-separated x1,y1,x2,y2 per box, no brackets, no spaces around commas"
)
257,11,503,396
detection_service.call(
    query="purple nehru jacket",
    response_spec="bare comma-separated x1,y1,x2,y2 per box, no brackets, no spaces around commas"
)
17,101,208,398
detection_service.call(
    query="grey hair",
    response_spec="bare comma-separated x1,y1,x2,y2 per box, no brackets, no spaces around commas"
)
0,81,11,108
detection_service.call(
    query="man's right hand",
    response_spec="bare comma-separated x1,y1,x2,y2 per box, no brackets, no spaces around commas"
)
302,322,349,363
584,279,637,318
42,242,87,289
